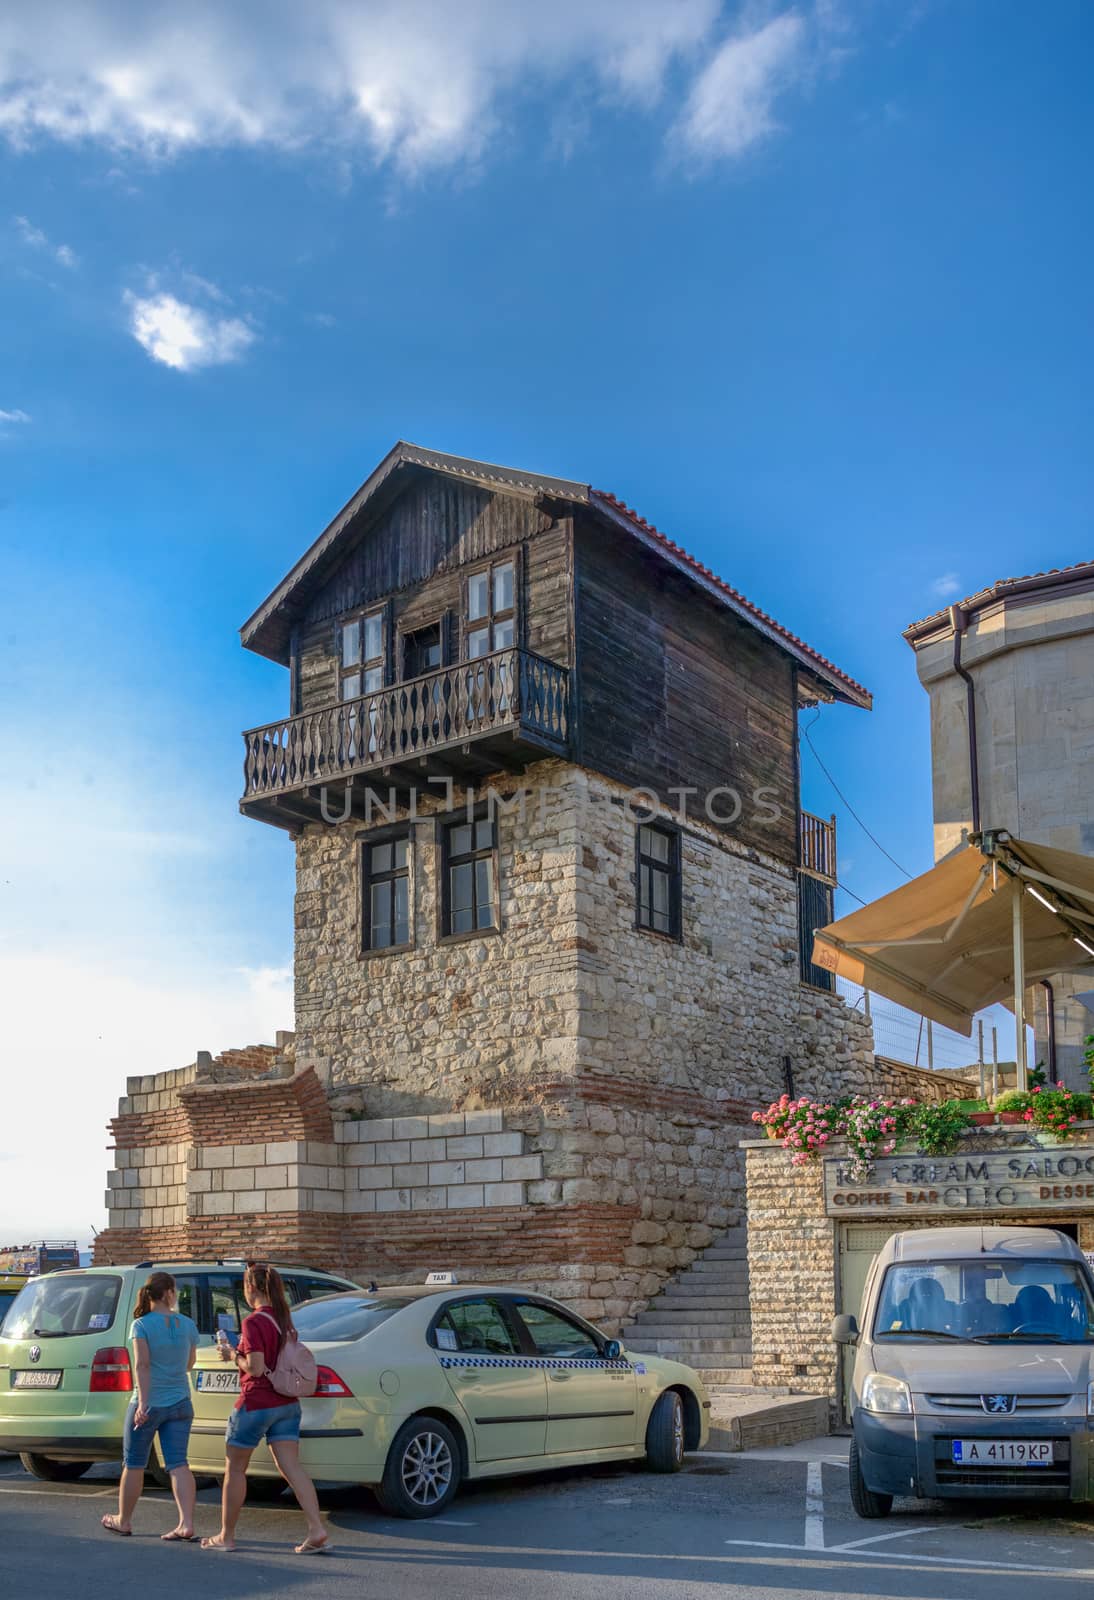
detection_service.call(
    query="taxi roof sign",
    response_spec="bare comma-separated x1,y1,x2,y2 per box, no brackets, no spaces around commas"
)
424,1271,458,1286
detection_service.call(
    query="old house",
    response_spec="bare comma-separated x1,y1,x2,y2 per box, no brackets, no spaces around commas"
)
97,442,900,1382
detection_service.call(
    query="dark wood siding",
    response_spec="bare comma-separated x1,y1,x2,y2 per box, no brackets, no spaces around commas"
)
296,475,573,714
301,472,553,626
573,510,798,862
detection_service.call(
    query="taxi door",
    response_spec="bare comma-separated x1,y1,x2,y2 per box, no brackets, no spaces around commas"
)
511,1299,638,1456
434,1297,547,1463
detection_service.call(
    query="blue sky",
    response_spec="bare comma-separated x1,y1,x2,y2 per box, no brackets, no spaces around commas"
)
1,0,1091,1237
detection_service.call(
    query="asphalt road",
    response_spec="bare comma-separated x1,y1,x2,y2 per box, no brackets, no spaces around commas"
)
5,1440,1094,1599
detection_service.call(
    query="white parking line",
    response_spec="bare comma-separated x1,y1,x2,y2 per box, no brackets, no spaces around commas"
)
831,1525,945,1552
723,1538,1094,1577
0,1486,115,1498
804,1461,825,1549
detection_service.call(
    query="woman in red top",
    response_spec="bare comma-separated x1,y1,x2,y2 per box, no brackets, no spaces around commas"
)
201,1262,329,1555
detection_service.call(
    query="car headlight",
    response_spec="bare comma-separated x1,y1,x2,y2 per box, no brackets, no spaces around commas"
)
861,1372,912,1415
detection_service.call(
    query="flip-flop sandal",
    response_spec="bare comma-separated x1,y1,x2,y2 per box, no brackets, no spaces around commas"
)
200,1538,236,1552
294,1537,331,1556
161,1531,198,1542
101,1517,131,1537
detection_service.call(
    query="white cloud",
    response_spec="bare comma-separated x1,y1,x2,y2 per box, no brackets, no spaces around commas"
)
0,0,750,175
13,211,78,266
0,406,31,426
672,12,807,160
930,572,963,600
125,288,256,370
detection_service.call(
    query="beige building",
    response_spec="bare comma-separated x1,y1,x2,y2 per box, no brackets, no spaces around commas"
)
905,561,1094,1085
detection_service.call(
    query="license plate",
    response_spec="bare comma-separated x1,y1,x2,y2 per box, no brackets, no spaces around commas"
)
13,1370,62,1389
951,1439,1053,1465
195,1369,240,1393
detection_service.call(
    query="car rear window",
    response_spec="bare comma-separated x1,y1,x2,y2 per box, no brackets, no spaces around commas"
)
292,1296,410,1342
3,1274,122,1340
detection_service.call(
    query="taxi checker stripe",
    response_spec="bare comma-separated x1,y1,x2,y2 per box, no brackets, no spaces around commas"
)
438,1355,633,1371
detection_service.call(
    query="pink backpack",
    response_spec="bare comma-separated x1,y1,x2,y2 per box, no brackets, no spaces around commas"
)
255,1310,318,1398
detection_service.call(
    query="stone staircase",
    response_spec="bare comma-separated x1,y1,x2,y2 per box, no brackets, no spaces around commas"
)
619,1224,828,1449
619,1224,761,1394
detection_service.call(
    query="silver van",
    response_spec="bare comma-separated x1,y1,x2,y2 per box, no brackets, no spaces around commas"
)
832,1225,1094,1516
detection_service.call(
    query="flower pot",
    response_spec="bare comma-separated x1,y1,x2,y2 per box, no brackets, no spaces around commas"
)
968,1112,997,1126
998,1112,1025,1125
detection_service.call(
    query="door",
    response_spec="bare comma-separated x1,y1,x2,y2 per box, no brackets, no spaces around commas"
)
435,1297,547,1463
511,1300,637,1456
837,1223,904,1422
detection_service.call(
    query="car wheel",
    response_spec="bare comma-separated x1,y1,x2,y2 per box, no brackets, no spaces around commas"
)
848,1438,893,1518
19,1453,92,1482
644,1389,685,1473
376,1416,462,1519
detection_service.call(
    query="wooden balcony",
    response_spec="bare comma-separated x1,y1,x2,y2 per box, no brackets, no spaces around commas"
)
241,648,569,829
799,809,837,884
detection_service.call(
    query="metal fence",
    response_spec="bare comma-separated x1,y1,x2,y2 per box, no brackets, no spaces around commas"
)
835,976,1032,1092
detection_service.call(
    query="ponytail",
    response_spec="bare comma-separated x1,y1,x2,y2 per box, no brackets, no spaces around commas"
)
135,1271,176,1318
243,1262,295,1350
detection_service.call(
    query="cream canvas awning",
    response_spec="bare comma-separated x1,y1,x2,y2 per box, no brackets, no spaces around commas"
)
811,833,1094,1043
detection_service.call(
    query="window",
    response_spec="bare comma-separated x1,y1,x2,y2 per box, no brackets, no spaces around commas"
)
636,822,681,939
172,1275,200,1328
3,1274,121,1341
402,622,442,680
513,1301,600,1360
465,559,516,659
340,610,385,701
873,1259,1094,1343
434,1298,517,1355
362,832,411,951
442,815,498,937
209,1275,244,1341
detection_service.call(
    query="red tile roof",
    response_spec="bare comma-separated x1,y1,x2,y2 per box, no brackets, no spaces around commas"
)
592,490,872,707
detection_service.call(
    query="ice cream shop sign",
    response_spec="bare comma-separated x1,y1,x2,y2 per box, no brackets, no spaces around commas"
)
823,1144,1094,1217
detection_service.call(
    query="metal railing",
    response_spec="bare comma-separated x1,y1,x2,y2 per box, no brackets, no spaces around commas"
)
799,809,837,883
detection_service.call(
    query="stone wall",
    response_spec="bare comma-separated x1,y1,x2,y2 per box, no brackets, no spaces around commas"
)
746,1134,1094,1413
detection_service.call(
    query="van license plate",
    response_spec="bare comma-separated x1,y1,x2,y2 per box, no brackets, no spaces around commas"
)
951,1440,1053,1465
13,1370,61,1389
195,1369,240,1393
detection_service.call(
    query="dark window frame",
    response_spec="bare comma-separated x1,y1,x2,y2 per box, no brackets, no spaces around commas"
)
461,553,520,660
634,819,683,942
398,615,446,683
437,807,501,944
360,824,413,956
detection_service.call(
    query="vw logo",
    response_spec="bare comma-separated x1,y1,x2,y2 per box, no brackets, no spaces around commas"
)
981,1393,1017,1415
28,1346,41,1365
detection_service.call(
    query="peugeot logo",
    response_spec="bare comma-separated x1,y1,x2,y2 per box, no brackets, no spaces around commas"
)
981,1393,1017,1414
29,1346,41,1365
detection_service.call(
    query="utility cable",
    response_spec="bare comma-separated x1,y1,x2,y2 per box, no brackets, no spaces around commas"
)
801,715,914,881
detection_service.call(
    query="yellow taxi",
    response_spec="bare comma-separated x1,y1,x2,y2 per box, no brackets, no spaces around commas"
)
188,1275,711,1516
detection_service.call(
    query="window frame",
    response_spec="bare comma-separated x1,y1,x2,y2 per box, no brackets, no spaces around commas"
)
359,823,414,956
398,615,445,683
461,554,520,661
506,1296,609,1360
634,819,683,942
437,807,501,944
428,1295,521,1356
337,606,387,703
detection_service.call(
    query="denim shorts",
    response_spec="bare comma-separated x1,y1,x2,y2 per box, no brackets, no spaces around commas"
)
225,1401,302,1451
123,1398,194,1471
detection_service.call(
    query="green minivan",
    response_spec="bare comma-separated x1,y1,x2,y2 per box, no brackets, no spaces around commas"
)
0,1260,360,1481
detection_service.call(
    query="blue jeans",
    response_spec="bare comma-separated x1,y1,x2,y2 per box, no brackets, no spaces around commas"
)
225,1401,302,1451
123,1398,194,1471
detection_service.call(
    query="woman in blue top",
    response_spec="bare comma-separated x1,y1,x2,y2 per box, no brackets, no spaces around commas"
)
101,1271,199,1541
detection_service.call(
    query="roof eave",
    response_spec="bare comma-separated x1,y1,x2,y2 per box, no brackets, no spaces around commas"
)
588,492,872,710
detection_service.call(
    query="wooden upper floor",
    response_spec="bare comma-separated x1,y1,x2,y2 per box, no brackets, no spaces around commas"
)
239,443,870,866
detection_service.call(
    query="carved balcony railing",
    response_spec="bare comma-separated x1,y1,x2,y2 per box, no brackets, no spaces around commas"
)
799,809,837,885
242,648,569,805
